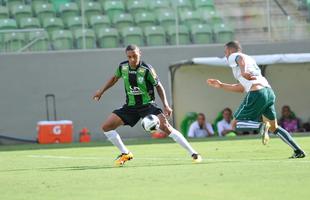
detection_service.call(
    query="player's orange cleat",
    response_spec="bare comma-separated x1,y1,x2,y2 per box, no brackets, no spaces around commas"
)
114,152,134,166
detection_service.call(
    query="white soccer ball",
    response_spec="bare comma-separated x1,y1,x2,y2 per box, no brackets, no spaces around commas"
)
141,114,160,132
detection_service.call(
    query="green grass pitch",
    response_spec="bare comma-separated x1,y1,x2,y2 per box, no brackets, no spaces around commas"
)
0,135,310,200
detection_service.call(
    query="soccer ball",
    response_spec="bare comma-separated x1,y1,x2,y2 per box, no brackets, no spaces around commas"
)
141,114,160,132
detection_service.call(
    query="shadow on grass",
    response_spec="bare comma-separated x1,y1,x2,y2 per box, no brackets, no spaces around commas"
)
0,133,309,152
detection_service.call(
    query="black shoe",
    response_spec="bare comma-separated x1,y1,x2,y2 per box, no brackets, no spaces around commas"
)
289,150,306,159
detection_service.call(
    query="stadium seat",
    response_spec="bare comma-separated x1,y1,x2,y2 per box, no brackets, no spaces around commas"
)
83,1,102,23
194,0,215,12
171,0,192,12
0,18,17,29
167,24,191,45
89,15,111,36
103,0,125,21
73,28,96,49
51,29,73,50
28,30,49,51
52,0,71,12
0,6,9,19
134,12,156,29
201,10,223,25
59,2,79,23
74,0,93,8
65,16,87,31
31,0,49,11
121,26,144,47
4,0,24,10
113,13,134,31
127,0,148,15
19,17,40,29
191,24,213,44
144,26,166,46
42,17,64,38
180,10,203,29
157,10,176,32
213,23,234,43
34,3,56,25
11,4,33,24
3,31,25,52
97,27,119,48
149,0,171,11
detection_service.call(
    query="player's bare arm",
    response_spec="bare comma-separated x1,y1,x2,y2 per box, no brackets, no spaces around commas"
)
93,75,119,101
207,79,244,93
156,83,172,117
236,56,256,80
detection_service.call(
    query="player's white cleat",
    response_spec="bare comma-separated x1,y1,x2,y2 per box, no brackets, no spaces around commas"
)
260,121,270,145
192,153,202,163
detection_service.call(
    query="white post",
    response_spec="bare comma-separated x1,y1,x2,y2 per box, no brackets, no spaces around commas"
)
81,0,86,49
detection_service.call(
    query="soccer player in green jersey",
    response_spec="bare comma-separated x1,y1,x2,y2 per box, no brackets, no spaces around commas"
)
207,41,306,158
93,45,202,166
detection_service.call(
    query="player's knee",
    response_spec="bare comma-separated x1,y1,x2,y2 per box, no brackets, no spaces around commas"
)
101,123,113,132
160,122,172,134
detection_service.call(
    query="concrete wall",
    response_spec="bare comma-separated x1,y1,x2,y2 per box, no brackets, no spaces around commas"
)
1,41,310,141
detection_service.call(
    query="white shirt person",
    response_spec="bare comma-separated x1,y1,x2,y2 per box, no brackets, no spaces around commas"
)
188,113,214,138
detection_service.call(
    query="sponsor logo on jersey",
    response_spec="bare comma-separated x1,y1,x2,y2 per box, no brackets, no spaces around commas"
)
137,76,144,84
138,68,146,74
128,86,143,95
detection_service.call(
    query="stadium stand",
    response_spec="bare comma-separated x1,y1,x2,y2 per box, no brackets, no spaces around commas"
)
0,0,309,52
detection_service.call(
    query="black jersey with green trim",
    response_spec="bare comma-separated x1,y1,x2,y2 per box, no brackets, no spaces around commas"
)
115,60,160,107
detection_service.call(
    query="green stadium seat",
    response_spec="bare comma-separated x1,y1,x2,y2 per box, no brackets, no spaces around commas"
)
144,26,166,46
19,17,40,29
149,0,171,11
28,30,49,51
73,28,96,49
0,6,9,19
134,12,156,29
97,27,119,48
202,10,223,25
89,15,111,36
121,26,144,47
31,0,49,11
167,24,191,45
52,0,70,12
307,0,310,21
127,0,148,15
59,2,79,23
65,16,87,31
83,1,102,23
11,4,33,24
171,0,192,12
113,13,134,31
191,23,213,44
180,10,203,29
103,0,125,21
42,17,64,38
157,10,176,31
3,31,25,52
4,0,24,10
51,29,73,50
194,0,215,12
74,0,92,9
213,23,234,43
0,18,17,29
34,3,56,25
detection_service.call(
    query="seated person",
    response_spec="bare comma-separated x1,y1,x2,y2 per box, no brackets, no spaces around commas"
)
188,113,214,138
279,105,303,133
217,108,236,137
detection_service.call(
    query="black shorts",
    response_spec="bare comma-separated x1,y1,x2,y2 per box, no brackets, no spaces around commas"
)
113,103,163,127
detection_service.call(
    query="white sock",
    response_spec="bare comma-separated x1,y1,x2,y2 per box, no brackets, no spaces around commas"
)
169,128,197,156
105,130,129,154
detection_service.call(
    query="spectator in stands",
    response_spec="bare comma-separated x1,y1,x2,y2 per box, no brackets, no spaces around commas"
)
279,105,303,133
188,113,214,138
217,108,236,137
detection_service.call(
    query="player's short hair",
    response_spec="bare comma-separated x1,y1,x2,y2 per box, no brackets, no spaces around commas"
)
125,44,140,52
225,41,242,51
